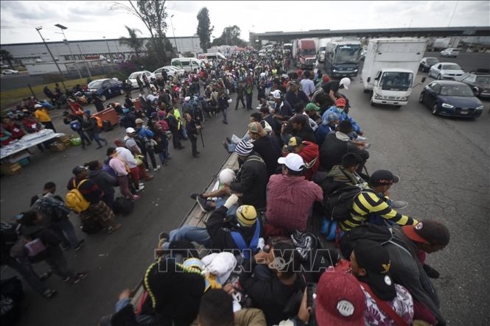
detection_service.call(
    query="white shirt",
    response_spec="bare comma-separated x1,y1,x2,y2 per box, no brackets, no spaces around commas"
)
300,79,316,96
123,136,141,155
116,146,138,168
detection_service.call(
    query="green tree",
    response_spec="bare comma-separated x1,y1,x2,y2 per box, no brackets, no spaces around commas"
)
196,7,213,53
112,0,169,65
0,50,15,68
119,26,144,59
212,25,246,47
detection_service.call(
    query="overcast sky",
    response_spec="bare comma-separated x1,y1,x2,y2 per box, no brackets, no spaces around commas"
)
1,1,489,44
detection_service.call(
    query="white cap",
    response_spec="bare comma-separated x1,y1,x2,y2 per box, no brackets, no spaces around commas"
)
277,153,305,172
340,77,351,90
184,96,190,102
218,168,236,184
125,127,136,133
270,90,281,99
34,104,43,108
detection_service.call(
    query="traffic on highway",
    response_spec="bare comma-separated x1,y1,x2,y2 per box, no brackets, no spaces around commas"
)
1,33,490,326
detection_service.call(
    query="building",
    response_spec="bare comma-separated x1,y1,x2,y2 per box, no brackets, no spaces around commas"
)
0,36,202,65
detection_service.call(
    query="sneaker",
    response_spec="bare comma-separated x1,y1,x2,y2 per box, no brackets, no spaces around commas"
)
196,196,213,213
423,264,440,279
223,120,228,124
225,137,232,144
154,165,161,172
131,195,140,200
72,272,89,284
62,276,71,283
40,270,52,281
73,239,86,252
190,192,201,200
139,183,145,188
364,143,371,149
60,244,70,251
357,136,367,141
42,289,58,299
390,200,408,210
107,224,122,234
135,185,145,192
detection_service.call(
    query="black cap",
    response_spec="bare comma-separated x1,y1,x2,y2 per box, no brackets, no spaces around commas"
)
370,170,400,186
72,166,87,175
354,239,396,301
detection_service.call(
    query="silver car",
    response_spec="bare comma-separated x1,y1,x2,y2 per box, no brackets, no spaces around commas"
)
429,63,464,80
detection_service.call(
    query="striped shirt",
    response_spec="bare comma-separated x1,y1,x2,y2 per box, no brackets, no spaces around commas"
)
340,189,418,231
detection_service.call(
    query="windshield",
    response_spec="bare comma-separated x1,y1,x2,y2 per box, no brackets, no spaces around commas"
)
439,85,474,97
380,72,413,91
301,48,316,56
319,46,326,52
426,58,438,65
476,76,490,85
284,45,292,50
128,73,141,79
88,80,103,88
442,64,461,70
333,45,361,64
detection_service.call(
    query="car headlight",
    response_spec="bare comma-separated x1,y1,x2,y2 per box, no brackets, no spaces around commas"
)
400,97,408,101
374,93,382,100
476,105,483,110
442,103,454,109
333,69,338,72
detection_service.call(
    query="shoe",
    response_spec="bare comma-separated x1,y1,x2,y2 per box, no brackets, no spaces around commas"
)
195,151,201,155
357,136,367,141
225,137,232,144
82,147,86,150
139,182,145,188
423,264,440,279
390,200,408,210
96,146,103,149
62,276,71,283
145,175,154,181
196,196,213,213
223,141,229,152
107,224,122,234
131,195,140,200
154,165,161,172
190,192,201,200
40,270,52,281
43,289,58,299
72,272,89,284
60,244,70,251
223,120,228,124
193,154,200,158
73,239,86,252
364,143,371,149
87,142,92,146
136,184,145,192
179,146,185,150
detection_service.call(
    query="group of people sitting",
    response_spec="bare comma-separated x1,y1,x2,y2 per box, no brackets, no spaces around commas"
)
97,64,450,325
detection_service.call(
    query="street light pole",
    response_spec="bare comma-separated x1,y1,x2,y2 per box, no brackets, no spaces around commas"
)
55,24,82,79
170,14,178,54
35,26,67,91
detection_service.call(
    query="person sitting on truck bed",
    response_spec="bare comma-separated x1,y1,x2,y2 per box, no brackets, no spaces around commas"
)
322,98,364,140
312,77,351,113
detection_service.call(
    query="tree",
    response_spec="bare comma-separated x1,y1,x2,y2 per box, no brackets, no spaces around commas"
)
212,25,247,47
0,50,15,68
196,7,213,53
119,26,144,59
112,0,169,65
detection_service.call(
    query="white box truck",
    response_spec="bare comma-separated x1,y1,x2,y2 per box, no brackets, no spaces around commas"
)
317,38,332,63
362,38,427,107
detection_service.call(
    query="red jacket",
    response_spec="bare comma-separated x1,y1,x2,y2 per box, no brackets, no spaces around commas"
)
282,141,319,181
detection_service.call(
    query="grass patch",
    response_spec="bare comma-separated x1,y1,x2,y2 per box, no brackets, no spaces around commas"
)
0,75,106,112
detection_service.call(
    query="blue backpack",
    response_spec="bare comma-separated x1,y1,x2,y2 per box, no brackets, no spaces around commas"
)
230,219,261,260
69,120,81,131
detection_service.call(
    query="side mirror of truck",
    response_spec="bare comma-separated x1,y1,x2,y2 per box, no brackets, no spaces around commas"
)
367,77,371,83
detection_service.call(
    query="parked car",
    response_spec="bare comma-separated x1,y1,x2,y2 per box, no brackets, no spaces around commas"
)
153,66,174,79
2,69,19,75
456,70,490,98
128,70,155,89
429,62,464,80
440,48,460,58
418,80,483,118
419,57,439,72
85,78,124,101
164,65,185,76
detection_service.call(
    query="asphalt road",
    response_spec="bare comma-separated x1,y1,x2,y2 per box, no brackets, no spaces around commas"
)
1,52,490,325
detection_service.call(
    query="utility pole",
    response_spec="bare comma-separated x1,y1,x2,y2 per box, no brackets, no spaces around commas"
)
170,14,178,54
76,43,92,77
35,26,67,91
55,24,82,79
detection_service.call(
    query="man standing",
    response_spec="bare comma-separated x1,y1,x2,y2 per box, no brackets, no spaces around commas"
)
135,118,160,172
299,70,316,99
271,90,293,122
184,112,201,158
266,153,323,233
34,104,56,132
106,148,139,201
83,110,107,149
166,108,185,150
113,139,146,189
245,80,254,110
235,82,246,110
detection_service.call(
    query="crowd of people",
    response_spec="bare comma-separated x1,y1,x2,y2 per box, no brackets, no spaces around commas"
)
1,46,450,326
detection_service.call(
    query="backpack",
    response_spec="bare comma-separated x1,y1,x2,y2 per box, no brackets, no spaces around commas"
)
230,220,261,260
80,216,104,234
324,186,374,221
0,277,23,326
113,197,135,216
65,180,90,213
94,116,103,129
69,120,81,131
0,223,20,264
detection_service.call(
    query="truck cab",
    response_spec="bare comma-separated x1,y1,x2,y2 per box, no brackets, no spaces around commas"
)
368,69,416,107
294,39,317,70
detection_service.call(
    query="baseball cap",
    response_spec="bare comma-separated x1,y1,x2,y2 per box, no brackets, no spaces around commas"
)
84,109,91,115
354,239,396,301
72,165,87,175
323,75,331,83
277,153,304,172
340,77,351,90
135,118,144,124
236,205,258,227
305,103,320,112
248,121,267,137
335,98,347,108
315,271,366,326
287,136,303,150
34,104,43,108
270,90,281,99
125,127,136,134
402,220,450,246
369,170,400,186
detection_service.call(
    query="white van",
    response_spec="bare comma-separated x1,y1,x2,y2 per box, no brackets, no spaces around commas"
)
197,52,226,62
170,58,205,73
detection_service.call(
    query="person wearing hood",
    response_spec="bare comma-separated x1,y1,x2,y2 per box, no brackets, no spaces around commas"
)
314,111,339,146
85,160,117,210
322,98,363,140
247,122,279,177
282,136,319,181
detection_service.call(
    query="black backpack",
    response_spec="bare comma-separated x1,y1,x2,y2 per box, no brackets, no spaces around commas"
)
324,186,375,221
80,216,104,234
0,223,20,265
113,197,135,216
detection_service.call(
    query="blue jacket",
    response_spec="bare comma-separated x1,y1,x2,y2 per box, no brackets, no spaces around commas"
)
322,106,362,134
137,127,154,139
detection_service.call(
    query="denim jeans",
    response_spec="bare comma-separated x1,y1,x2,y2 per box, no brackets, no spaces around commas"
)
246,94,253,109
222,107,228,123
50,218,80,249
6,257,49,295
162,226,212,249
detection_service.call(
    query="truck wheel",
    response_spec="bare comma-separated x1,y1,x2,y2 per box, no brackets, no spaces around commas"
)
394,105,401,109
363,89,370,94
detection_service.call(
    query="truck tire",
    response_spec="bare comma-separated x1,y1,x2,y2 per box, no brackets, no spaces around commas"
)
363,89,370,94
